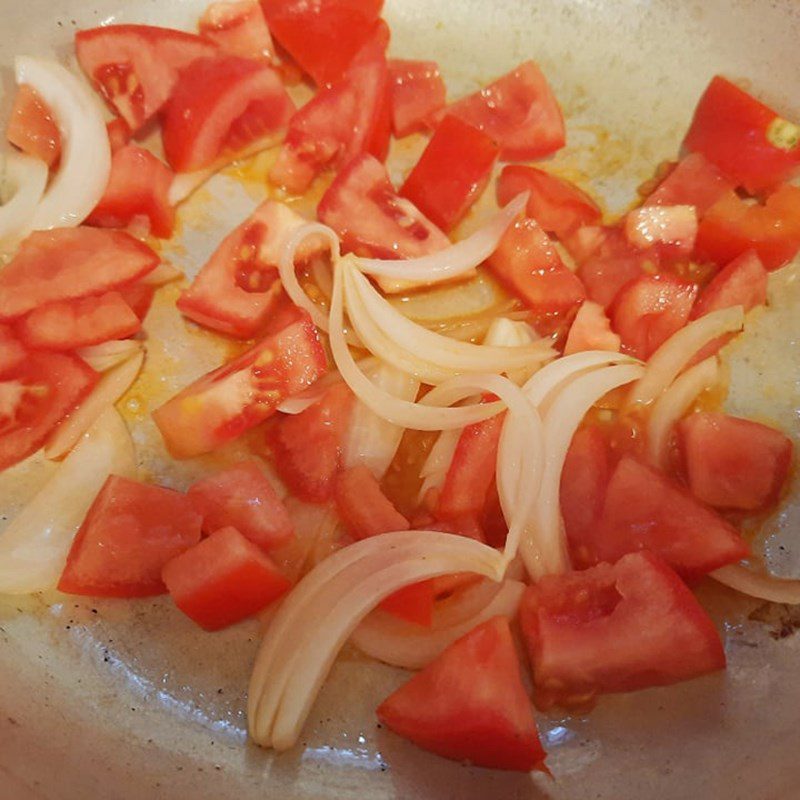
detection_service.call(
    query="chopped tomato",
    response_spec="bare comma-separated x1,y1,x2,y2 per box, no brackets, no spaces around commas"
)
481,481,508,549
448,61,565,160
178,200,325,338
387,59,446,138
270,24,389,193
683,76,800,194
162,525,291,630
317,154,450,266
162,55,294,173
16,292,141,351
624,205,697,261
572,456,749,580
0,326,27,375
487,217,586,319
264,381,353,502
0,353,97,471
6,85,61,167
692,250,768,319
335,464,410,540
379,580,435,627
400,116,498,232
106,118,131,153
611,274,697,360
86,145,175,238
563,301,620,355
260,0,383,87
75,24,218,132
694,185,800,271
377,617,547,772
0,228,159,322
58,475,203,598
496,165,601,240
187,460,294,549
519,552,726,711
199,0,274,60
118,283,156,322
153,315,327,459
678,412,792,512
644,153,734,215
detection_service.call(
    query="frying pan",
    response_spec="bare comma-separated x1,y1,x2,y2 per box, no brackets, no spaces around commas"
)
1,0,800,798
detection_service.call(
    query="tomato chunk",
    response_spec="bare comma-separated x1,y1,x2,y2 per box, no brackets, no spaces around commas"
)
199,0,275,60
162,55,294,172
683,76,800,194
106,118,131,153
678,412,792,512
448,61,565,160
75,24,218,132
118,283,156,322
497,165,601,240
519,552,726,711
58,475,203,597
379,580,436,628
162,525,291,630
624,205,697,261
0,228,158,322
153,314,327,458
6,85,61,167
187,460,293,549
335,464,410,540
0,326,27,375
0,353,97,472
377,617,546,772
644,153,734,215
563,301,620,355
387,59,446,138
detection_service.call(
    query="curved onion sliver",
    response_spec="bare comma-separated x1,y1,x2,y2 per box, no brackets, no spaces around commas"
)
0,152,47,247
76,339,143,372
712,564,800,605
418,427,461,500
0,408,135,594
15,56,111,230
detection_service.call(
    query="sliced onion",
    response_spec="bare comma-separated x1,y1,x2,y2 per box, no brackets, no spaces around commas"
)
353,192,528,284
647,357,718,469
0,408,136,594
712,564,800,604
44,351,144,460
626,306,744,408
139,261,184,286
351,579,525,669
276,370,346,415
0,152,48,247
15,57,111,230
484,317,540,384
76,339,143,372
418,427,461,500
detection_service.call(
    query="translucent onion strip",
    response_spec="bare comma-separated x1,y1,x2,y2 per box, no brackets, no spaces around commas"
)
647,357,719,469
418,427,460,500
712,564,800,605
627,306,744,408
15,56,111,229
77,340,143,372
139,262,184,286
0,152,48,247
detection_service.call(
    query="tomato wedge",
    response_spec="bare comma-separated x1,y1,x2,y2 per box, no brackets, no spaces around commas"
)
0,326,27,375
163,526,291,630
377,617,547,772
86,145,175,238
58,475,203,598
199,0,275,60
6,85,61,167
153,314,327,459
644,153,734,215
387,59,446,138
520,552,726,711
162,55,294,173
0,228,158,322
563,301,620,355
334,464,410,540
624,205,697,261
448,61,565,160
692,250,768,319
75,24,218,132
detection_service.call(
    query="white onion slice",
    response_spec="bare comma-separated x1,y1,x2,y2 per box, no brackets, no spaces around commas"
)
627,306,744,408
712,564,800,604
0,152,48,247
354,192,528,283
44,351,144,460
0,408,136,594
15,57,111,229
76,340,143,372
418,427,461,500
647,357,718,469
139,262,183,286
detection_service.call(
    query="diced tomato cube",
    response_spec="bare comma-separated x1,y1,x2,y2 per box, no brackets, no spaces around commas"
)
334,464,410,541
519,552,726,711
387,59,446,137
644,153,734,216
624,204,697,261
692,250,768,320
199,0,275,60
58,475,203,597
563,300,620,355
6,85,61,167
162,526,291,631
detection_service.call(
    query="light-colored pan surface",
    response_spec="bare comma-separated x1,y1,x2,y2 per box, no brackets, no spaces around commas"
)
1,1,800,798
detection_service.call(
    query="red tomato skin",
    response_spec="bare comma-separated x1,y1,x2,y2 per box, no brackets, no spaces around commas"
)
106,118,132,153
644,153,734,215
401,115,499,232
0,353,97,472
487,217,586,317
683,76,800,194
187,459,293,549
199,0,275,60
118,283,156,322
0,325,28,375
58,475,203,598
86,145,175,238
563,300,621,356
497,165,601,240
153,315,328,459
75,24,218,131
448,61,565,160
387,59,446,138
379,580,435,627
6,85,61,167
678,412,792,512
519,551,726,711
334,464,410,541
377,616,547,772
0,228,159,322
162,525,291,630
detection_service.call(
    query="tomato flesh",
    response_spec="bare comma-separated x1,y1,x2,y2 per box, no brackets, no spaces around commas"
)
387,59,446,137
6,85,61,167
563,300,620,355
624,205,697,261
644,153,734,215
199,0,275,60
0,326,27,375
334,464,410,540
379,580,436,627
106,118,131,153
